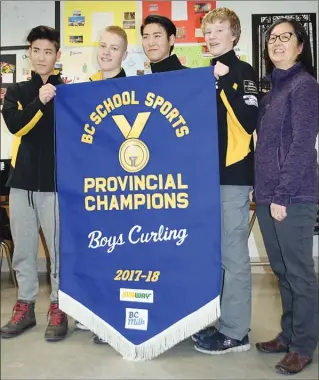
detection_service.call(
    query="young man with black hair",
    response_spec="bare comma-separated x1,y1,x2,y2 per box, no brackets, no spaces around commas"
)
141,15,188,72
1,25,68,342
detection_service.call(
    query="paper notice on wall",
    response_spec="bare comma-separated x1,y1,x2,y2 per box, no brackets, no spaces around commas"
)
92,12,114,42
60,47,96,83
121,46,147,77
172,1,187,21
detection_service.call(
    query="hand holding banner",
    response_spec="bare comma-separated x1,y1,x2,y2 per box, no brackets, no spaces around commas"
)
55,67,221,360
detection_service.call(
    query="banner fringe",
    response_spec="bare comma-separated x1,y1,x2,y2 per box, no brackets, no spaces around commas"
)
59,290,220,361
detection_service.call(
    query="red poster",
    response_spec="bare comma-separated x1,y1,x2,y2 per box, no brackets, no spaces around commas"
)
176,1,216,43
142,1,172,20
142,1,216,43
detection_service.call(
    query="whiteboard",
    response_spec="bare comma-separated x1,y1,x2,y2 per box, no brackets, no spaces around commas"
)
1,1,56,48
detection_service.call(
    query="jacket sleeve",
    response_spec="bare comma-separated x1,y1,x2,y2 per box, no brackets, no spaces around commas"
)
272,79,319,207
218,64,259,135
2,84,45,137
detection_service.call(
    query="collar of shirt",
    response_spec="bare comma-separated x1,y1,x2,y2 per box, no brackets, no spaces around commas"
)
211,49,238,67
150,54,183,73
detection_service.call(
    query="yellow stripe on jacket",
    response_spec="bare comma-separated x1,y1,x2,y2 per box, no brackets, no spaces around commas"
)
89,71,103,81
11,100,43,167
220,88,252,167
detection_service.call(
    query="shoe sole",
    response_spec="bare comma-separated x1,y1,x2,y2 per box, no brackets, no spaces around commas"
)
194,343,251,355
1,322,36,339
275,360,312,375
45,334,67,342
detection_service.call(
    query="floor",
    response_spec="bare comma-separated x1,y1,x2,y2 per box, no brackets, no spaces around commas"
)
1,273,318,380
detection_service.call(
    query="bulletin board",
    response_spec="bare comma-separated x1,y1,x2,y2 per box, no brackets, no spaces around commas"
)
0,1,60,50
142,1,216,43
63,1,137,47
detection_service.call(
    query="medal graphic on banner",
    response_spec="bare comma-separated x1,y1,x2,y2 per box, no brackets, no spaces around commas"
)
112,112,151,173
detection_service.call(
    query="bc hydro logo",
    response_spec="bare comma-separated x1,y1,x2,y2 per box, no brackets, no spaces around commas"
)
120,288,154,303
125,308,148,331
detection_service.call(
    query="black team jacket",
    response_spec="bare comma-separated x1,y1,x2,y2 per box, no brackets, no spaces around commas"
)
2,70,63,192
212,49,258,186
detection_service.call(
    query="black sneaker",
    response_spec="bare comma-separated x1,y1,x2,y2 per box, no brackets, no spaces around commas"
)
92,334,108,344
1,300,36,338
44,302,68,342
191,326,218,342
194,331,251,355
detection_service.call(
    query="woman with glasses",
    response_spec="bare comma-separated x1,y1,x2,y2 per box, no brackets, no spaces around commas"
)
254,18,318,375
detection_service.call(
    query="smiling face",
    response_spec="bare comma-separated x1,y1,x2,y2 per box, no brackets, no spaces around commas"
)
267,22,303,70
204,20,236,57
29,39,60,76
142,23,175,63
97,31,127,73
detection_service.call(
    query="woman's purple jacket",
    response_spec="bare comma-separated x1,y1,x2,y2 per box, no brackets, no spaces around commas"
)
254,63,319,207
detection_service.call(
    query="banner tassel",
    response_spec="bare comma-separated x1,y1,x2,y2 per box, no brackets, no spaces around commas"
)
59,290,220,361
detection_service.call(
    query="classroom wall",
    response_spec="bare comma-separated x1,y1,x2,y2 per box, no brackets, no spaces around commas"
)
1,1,318,264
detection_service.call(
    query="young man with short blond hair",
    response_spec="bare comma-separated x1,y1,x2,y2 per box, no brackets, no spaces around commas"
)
193,7,258,354
89,25,128,81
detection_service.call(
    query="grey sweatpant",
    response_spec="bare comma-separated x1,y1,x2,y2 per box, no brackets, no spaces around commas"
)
218,185,252,341
9,188,60,302
257,203,318,357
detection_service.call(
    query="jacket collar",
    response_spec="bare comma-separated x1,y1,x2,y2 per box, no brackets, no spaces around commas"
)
150,54,183,73
89,68,126,81
211,49,238,66
31,70,63,86
269,62,303,87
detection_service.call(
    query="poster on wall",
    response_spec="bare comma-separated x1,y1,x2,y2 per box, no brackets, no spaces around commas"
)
142,1,172,19
142,1,216,43
174,45,211,68
64,1,137,47
174,1,216,43
0,54,16,108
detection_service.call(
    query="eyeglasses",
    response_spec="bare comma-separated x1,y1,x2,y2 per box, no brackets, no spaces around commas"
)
267,32,295,44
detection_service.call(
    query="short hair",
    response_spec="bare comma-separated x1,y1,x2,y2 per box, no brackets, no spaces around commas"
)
140,15,176,54
264,18,314,76
201,8,241,47
27,25,60,52
104,25,128,50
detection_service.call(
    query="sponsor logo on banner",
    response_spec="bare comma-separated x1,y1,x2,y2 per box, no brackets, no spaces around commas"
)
120,288,154,303
125,308,148,330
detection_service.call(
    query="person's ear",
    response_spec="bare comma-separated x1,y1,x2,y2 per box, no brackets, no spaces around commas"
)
56,50,62,61
169,34,176,47
297,42,304,55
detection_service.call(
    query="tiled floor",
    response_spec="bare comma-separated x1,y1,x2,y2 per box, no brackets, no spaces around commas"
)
1,273,318,379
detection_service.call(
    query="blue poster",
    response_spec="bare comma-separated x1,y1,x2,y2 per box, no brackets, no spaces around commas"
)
55,67,221,360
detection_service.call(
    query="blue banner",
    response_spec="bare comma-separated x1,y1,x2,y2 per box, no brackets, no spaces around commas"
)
55,67,221,360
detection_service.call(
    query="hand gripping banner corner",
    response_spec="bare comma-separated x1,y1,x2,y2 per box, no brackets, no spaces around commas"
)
55,67,221,360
